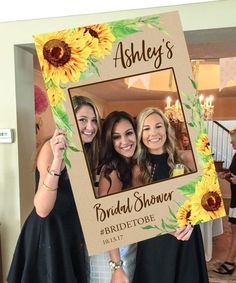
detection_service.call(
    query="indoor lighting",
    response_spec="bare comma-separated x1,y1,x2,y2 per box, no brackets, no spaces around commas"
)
164,96,184,123
199,94,214,120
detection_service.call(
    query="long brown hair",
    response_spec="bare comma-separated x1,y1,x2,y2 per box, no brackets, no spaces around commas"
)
99,111,136,193
72,95,101,181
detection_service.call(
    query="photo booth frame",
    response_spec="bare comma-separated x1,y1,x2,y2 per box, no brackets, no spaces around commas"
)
34,11,225,255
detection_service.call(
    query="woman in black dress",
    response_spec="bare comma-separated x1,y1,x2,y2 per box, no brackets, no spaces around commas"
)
89,111,137,283
132,107,209,283
215,127,236,275
7,96,101,283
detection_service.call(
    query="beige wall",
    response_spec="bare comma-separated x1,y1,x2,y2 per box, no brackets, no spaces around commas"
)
1,0,236,280
213,97,236,120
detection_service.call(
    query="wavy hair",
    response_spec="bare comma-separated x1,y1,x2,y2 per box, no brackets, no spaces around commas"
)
135,107,182,184
99,111,136,193
72,95,101,181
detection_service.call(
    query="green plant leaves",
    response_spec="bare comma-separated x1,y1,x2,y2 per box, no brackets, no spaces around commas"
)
109,15,166,41
142,206,178,235
177,176,202,196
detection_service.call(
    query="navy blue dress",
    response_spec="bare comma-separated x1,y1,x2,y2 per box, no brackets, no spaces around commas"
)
132,153,209,283
7,169,87,283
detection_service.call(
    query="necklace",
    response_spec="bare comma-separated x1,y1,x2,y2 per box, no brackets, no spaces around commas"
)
151,163,157,182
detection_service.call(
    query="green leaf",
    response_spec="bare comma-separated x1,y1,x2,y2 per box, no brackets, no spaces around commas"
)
89,59,100,77
157,26,169,35
161,219,166,230
142,225,157,230
45,79,54,89
183,103,191,110
109,16,167,40
168,218,178,223
140,15,160,23
177,176,202,196
188,122,195,127
52,104,73,133
80,70,93,81
64,150,71,168
189,77,198,90
164,223,177,230
69,145,81,152
168,206,177,220
111,25,141,40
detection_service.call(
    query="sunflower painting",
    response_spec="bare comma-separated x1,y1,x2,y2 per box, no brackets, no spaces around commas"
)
174,79,226,228
35,29,92,86
196,133,212,157
79,24,116,58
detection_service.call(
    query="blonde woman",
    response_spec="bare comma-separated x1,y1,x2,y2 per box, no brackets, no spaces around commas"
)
132,107,209,283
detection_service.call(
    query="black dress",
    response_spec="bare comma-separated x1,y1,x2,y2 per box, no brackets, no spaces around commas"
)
229,153,236,224
132,153,209,283
7,169,87,283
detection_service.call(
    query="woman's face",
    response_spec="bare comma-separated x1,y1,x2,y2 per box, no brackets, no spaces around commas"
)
231,134,236,150
142,113,167,154
112,119,136,158
76,105,98,144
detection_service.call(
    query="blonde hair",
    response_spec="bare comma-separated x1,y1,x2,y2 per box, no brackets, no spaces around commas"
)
135,107,181,184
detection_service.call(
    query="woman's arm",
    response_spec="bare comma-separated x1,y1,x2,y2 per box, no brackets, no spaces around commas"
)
98,170,123,196
98,170,129,282
109,249,129,283
34,129,67,217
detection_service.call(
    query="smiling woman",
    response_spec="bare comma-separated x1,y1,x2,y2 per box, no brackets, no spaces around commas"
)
88,111,137,283
98,111,136,196
72,95,101,181
131,106,209,283
69,68,197,195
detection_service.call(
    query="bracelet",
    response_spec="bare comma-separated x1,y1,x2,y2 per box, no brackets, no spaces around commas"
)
42,182,58,192
47,167,61,177
109,260,123,271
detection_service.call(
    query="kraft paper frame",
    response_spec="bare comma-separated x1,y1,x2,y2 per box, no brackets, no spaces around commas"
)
34,11,225,255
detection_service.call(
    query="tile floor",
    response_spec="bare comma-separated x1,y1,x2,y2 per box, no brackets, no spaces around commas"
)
207,199,236,283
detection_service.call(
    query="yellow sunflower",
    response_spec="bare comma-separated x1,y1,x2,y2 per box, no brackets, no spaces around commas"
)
203,159,216,177
176,200,193,226
79,24,116,58
190,176,225,222
34,29,91,85
196,134,212,156
47,85,65,107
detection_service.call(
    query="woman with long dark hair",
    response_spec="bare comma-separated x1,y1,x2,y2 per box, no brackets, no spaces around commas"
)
8,96,101,283
89,111,137,283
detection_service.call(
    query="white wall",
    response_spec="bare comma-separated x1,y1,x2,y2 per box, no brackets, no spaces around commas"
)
1,0,236,280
